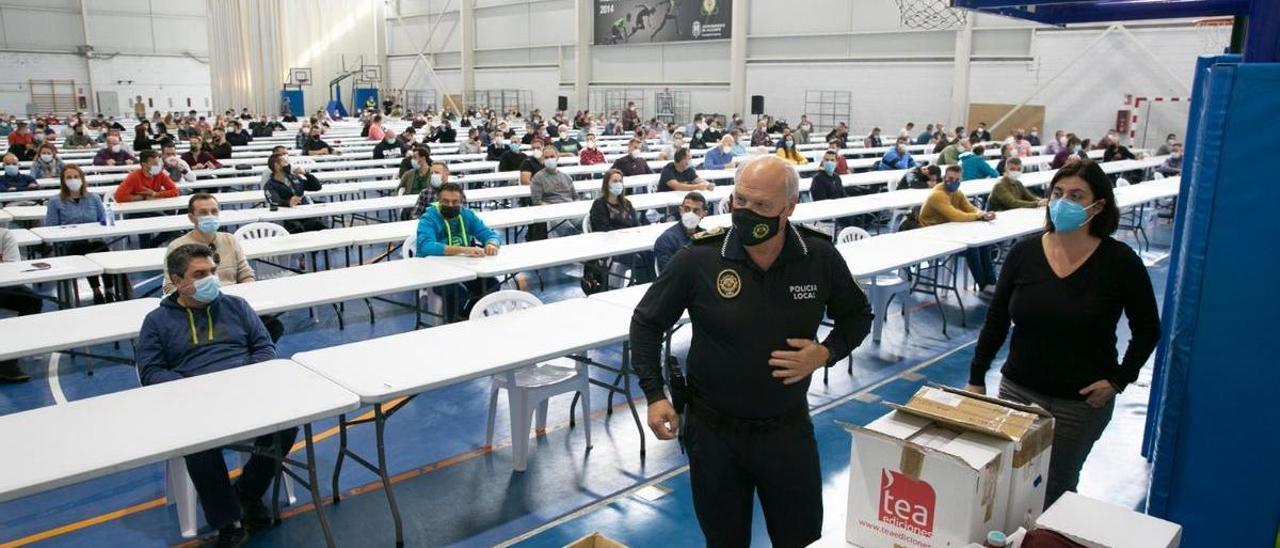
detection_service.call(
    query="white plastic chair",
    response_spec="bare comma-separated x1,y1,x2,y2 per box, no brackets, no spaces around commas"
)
401,233,445,326
1115,177,1131,187
234,222,292,280
471,291,592,471
838,226,911,343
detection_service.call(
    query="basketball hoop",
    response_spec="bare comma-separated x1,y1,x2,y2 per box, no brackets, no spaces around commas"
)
1194,17,1233,55
895,0,967,30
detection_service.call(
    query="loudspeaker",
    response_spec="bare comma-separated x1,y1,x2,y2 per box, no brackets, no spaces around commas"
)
557,95,568,111
751,95,764,115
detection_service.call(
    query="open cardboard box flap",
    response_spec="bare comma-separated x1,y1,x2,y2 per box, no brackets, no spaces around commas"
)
886,384,1051,441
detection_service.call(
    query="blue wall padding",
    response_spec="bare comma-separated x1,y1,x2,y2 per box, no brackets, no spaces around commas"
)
279,90,304,117
1145,60,1280,548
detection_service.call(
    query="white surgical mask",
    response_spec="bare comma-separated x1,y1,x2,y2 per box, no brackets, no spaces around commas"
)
629,150,640,158
1007,170,1022,181
65,178,83,192
39,153,53,163
148,163,162,176
543,158,558,169
111,144,122,153
681,211,700,230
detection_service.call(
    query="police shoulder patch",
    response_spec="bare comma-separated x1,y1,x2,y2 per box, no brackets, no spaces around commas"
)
691,226,725,244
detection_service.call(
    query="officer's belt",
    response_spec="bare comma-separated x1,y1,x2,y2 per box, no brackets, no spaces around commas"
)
686,390,809,434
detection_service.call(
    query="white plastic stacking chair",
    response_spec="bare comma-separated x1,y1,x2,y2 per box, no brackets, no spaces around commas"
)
400,233,445,326
838,226,911,343
471,291,592,471
233,222,292,281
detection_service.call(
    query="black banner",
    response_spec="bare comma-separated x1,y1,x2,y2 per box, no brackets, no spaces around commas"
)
594,0,731,46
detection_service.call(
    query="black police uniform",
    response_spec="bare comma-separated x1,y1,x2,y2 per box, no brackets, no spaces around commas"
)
630,221,873,548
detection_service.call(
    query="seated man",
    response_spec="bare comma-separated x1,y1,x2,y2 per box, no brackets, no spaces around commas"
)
530,147,581,237
65,124,96,148
113,150,180,203
660,148,714,191
959,144,999,181
654,191,707,272
578,133,605,165
0,154,37,192
303,127,335,156
918,165,998,293
410,162,450,219
415,182,501,316
609,138,653,177
208,128,234,160
93,134,136,166
0,227,41,382
160,142,195,183
225,121,252,146
701,135,738,170
137,243,294,547
810,150,846,202
497,140,527,173
164,193,285,342
372,129,408,159
1156,143,1183,177
263,154,326,233
878,139,917,171
988,158,1045,212
182,137,223,170
553,124,581,154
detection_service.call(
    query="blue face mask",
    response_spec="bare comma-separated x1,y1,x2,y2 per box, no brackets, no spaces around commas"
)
196,215,220,234
609,182,624,196
508,143,520,152
192,274,220,303
3,165,17,177
822,161,836,174
1049,198,1095,233
944,179,961,192
410,158,420,170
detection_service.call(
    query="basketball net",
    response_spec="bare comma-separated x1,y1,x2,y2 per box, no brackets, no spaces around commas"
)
1195,17,1233,55
895,0,967,30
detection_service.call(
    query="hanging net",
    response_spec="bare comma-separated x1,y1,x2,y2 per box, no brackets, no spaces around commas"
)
896,0,968,30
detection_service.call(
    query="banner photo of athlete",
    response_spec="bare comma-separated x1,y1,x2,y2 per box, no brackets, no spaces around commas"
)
594,0,732,45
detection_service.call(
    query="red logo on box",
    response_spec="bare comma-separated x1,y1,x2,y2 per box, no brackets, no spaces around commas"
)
878,469,935,537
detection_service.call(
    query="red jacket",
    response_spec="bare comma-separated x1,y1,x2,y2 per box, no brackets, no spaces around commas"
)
114,168,179,202
7,132,33,146
579,147,606,165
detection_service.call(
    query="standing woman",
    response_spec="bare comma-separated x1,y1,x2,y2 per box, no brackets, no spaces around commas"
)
966,160,1160,507
46,164,117,304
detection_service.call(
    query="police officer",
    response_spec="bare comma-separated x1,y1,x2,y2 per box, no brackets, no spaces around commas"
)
630,155,873,547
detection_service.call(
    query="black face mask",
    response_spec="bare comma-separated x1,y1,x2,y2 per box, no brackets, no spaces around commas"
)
440,205,461,219
732,207,781,246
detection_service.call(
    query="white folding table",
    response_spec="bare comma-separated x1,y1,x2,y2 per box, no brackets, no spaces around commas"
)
0,359,359,547
0,255,104,308
291,297,640,547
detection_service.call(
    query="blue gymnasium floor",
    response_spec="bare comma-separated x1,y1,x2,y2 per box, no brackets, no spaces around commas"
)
0,223,1171,548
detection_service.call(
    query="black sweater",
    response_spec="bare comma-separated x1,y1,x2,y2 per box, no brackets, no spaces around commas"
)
970,235,1160,399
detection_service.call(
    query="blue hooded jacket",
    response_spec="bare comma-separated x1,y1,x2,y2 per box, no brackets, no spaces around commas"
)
959,151,1000,181
415,203,501,256
136,292,275,385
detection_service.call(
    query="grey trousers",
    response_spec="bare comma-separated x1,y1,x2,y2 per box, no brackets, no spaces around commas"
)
999,378,1115,507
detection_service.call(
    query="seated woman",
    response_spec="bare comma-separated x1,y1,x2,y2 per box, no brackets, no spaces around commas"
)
774,135,809,165
989,158,1046,212
585,169,656,291
46,165,115,303
918,165,999,295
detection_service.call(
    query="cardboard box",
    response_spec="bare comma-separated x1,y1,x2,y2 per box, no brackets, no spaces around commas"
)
565,532,628,548
1034,492,1182,548
846,409,1011,548
897,385,1055,532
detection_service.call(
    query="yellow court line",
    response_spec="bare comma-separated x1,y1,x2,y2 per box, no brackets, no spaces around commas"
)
0,399,403,547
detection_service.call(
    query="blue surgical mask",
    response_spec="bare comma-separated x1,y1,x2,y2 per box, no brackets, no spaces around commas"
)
785,140,794,148
822,161,836,174
609,182,624,196
544,158,558,169
192,274,220,303
944,179,961,192
3,165,17,177
196,215,220,234
411,158,420,170
1049,198,1095,233
430,173,443,188
508,143,520,152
